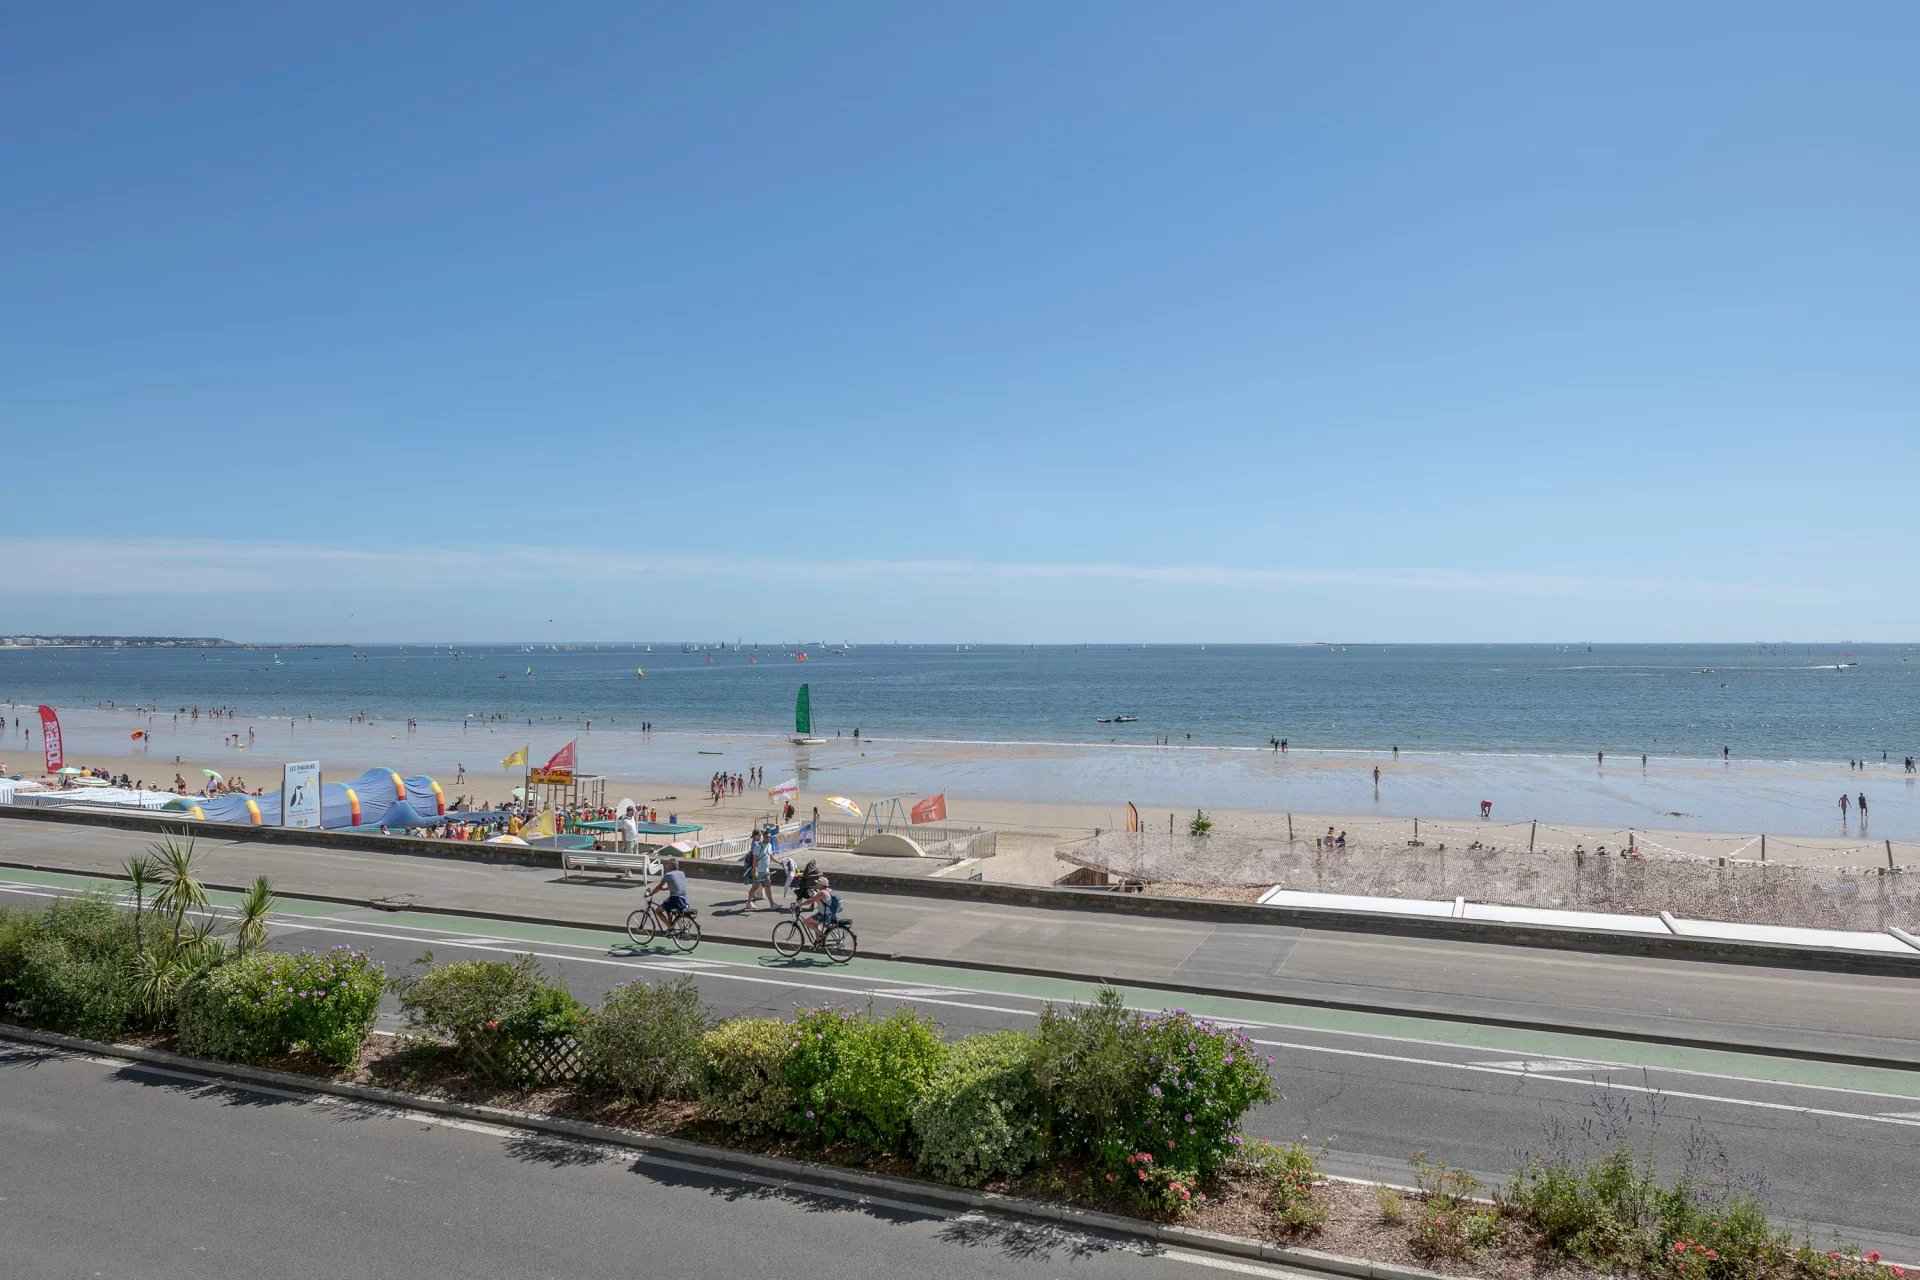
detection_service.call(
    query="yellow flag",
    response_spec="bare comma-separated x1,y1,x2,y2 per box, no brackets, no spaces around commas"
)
530,809,555,837
501,746,527,769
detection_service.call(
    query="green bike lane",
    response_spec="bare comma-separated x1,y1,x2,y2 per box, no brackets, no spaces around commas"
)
7,864,1920,1255
5,863,1918,1102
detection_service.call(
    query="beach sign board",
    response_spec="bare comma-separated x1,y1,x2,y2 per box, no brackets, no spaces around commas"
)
282,760,322,829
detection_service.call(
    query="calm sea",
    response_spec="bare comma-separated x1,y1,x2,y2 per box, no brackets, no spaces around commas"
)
4,642,1915,762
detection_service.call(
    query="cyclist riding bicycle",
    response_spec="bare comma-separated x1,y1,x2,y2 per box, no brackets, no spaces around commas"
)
800,874,843,943
646,859,693,930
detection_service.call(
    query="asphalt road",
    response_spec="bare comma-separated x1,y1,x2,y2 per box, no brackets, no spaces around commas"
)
0,1047,1314,1280
3,866,1918,1260
6,816,1920,1064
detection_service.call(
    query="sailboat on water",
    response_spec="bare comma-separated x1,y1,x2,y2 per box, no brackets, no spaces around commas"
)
790,683,827,745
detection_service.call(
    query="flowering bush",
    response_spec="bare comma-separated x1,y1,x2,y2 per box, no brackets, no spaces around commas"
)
176,947,384,1067
1030,988,1274,1204
911,1031,1045,1186
698,1018,796,1135
782,1007,948,1152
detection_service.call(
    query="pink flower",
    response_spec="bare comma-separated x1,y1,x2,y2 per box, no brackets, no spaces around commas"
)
1137,1170,1148,1182
1105,1173,1117,1184
1867,1254,1882,1265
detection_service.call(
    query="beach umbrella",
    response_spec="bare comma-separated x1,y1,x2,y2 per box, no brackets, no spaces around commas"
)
667,841,695,854
202,768,224,783
767,777,799,798
825,795,861,818
484,834,529,846
56,766,83,776
72,776,109,788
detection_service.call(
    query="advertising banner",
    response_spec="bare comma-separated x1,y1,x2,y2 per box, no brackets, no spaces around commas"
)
910,793,947,824
37,705,62,773
283,760,322,829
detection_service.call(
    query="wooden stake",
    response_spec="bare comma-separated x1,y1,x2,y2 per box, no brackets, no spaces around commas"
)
1529,820,1536,852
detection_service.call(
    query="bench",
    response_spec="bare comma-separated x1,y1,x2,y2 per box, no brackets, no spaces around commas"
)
561,850,661,881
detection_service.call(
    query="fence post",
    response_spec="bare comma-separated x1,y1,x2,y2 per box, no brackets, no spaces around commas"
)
1529,820,1536,852
1413,818,1419,841
1287,812,1293,843
1760,834,1766,862
1890,840,1897,871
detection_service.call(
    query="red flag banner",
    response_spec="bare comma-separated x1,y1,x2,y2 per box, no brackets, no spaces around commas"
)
543,740,577,772
910,793,946,824
38,705,63,773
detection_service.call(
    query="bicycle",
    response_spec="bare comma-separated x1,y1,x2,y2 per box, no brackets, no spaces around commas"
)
625,902,702,952
771,902,856,964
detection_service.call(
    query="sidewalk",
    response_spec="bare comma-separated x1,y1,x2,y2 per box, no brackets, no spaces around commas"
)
4,814,1920,1064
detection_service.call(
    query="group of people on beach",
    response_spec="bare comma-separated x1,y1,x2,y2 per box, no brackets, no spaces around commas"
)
710,768,763,803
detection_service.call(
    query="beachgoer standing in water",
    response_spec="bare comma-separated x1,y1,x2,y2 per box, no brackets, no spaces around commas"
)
1858,792,1868,829
1839,793,1850,826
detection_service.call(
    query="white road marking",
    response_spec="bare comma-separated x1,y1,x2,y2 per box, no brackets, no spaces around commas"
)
1474,1058,1619,1073
4,879,1920,1123
1161,1247,1314,1278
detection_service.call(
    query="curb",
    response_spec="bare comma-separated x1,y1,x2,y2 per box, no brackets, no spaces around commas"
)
6,856,1920,1073
0,1023,1456,1280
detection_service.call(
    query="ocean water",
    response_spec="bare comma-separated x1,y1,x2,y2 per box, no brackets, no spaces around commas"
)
7,644,1919,839
3,642,1915,761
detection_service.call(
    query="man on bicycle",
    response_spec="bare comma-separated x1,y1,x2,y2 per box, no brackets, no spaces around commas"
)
800,874,842,943
647,859,692,929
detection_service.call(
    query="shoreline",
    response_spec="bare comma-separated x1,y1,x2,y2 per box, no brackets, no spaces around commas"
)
19,737,1916,886
16,698,1911,769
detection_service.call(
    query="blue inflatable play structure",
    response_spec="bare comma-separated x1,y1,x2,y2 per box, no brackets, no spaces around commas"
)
167,768,447,830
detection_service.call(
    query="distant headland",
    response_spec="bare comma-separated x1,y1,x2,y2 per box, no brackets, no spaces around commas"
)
0,635,239,649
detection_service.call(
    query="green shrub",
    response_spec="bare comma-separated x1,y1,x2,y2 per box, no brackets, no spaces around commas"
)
1237,1140,1324,1232
0,906,41,1002
1503,1149,1798,1277
1375,1186,1407,1224
783,1006,948,1152
176,947,384,1067
580,978,709,1101
699,1018,796,1135
4,897,143,1040
394,953,585,1083
1031,988,1274,1196
12,933,138,1040
911,1031,1045,1186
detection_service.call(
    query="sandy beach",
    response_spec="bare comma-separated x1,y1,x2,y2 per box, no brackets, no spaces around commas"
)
12,706,1915,892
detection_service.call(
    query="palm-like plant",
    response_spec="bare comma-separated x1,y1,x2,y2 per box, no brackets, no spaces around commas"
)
149,834,208,946
235,877,276,956
122,852,160,946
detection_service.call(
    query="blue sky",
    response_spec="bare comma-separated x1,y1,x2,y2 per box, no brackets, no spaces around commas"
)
4,2,1916,642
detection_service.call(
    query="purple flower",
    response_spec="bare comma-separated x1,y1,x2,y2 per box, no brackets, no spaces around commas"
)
1149,1085,1162,1098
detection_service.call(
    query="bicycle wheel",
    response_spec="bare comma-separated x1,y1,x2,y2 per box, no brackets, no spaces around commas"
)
669,914,702,952
771,919,804,959
624,908,656,948
824,925,857,965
